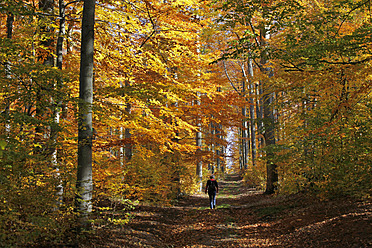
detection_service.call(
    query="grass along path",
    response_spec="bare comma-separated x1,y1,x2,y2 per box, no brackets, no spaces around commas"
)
82,174,371,247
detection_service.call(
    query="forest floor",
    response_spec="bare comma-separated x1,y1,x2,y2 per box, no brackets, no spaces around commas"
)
82,174,371,247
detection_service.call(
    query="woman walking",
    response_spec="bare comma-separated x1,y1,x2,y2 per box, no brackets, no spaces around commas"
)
205,175,219,209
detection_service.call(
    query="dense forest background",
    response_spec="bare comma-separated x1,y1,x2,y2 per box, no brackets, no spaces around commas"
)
0,0,371,246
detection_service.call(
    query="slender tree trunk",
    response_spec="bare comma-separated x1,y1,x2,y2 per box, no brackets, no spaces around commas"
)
119,127,124,167
6,13,13,39
210,120,215,173
241,69,249,169
171,104,181,197
4,13,14,136
195,94,203,192
241,106,248,169
51,0,66,208
239,130,243,170
215,122,222,172
120,82,132,165
124,102,132,162
256,83,264,149
247,112,251,164
260,26,278,194
196,136,203,191
248,58,257,166
215,87,223,172
56,0,65,70
220,144,225,173
76,0,95,225
263,86,277,193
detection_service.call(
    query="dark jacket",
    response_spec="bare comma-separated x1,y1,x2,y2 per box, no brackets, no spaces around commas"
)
205,179,218,194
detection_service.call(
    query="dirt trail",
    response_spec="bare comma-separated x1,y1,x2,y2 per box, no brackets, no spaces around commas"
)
83,174,371,247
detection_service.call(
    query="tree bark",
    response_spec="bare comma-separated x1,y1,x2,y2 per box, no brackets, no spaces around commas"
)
6,13,13,39
34,0,54,155
216,87,223,172
56,0,65,71
52,0,66,208
4,13,14,136
241,66,249,169
210,121,215,174
248,58,257,166
260,26,278,194
263,85,277,194
241,106,248,169
76,0,95,225
216,122,222,172
124,103,132,162
256,83,264,148
195,94,203,192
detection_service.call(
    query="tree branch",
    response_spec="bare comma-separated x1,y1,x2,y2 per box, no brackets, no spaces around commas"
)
223,61,242,96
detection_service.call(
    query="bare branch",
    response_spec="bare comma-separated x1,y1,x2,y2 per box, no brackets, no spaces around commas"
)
223,61,242,96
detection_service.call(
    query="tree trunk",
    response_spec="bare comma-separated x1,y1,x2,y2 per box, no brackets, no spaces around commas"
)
256,83,264,149
216,122,222,172
56,0,65,71
260,26,278,194
51,0,66,209
210,120,215,174
195,94,203,192
124,103,132,162
241,69,249,169
248,58,257,166
216,86,223,172
4,13,14,136
34,0,54,155
76,0,95,226
263,86,277,194
220,144,225,173
239,132,243,169
241,106,248,169
6,13,14,39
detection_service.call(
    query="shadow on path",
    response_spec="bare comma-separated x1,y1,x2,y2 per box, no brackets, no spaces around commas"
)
176,173,263,209
82,173,372,248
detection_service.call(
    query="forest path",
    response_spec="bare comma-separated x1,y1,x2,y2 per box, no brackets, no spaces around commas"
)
83,174,371,247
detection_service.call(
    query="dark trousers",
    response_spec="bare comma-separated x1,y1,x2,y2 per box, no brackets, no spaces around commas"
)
208,191,216,209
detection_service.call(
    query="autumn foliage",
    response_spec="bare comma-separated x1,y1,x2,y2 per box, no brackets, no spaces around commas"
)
0,0,371,246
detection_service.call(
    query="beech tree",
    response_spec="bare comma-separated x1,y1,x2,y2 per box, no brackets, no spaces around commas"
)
271,0,372,197
216,0,371,196
76,0,95,222
2,0,370,246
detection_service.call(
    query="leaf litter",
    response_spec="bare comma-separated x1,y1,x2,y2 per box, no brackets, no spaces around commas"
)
82,174,371,247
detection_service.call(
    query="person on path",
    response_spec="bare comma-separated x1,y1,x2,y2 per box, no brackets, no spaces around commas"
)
205,175,219,209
